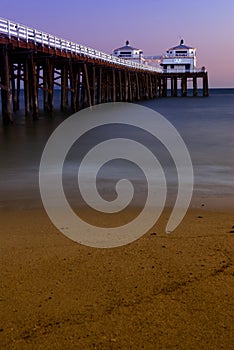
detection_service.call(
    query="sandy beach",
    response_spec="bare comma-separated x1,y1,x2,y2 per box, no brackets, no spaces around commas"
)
1,204,233,349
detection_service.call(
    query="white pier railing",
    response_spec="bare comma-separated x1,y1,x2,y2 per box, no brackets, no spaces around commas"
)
0,17,162,73
162,68,207,74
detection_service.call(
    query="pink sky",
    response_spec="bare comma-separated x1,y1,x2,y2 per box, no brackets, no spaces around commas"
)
1,0,234,87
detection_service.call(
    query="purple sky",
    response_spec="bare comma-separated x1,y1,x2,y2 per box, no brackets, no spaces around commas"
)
1,0,234,87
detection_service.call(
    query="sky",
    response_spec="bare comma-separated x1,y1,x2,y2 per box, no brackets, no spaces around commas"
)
1,0,234,87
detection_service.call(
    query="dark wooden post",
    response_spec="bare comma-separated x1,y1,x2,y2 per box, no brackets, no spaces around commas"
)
43,63,48,111
69,62,77,112
154,76,158,98
106,70,110,102
158,77,162,97
145,74,149,99
128,72,133,102
171,77,174,96
76,64,81,110
80,69,86,108
24,59,30,116
29,53,39,119
112,68,116,102
135,72,140,100
181,76,187,97
203,73,209,97
47,59,54,114
118,70,123,102
102,70,106,103
149,73,153,99
139,73,143,99
0,45,12,123
61,63,68,111
92,66,96,105
16,63,21,111
162,77,167,97
173,77,177,97
193,77,197,97
11,64,17,112
83,63,92,107
124,71,128,101
98,67,102,104
181,77,184,96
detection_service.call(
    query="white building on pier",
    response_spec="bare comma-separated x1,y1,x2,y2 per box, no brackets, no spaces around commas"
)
113,40,145,63
161,39,197,73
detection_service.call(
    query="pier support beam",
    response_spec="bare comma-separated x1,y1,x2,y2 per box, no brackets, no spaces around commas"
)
98,67,102,104
112,69,116,102
0,46,12,124
106,71,110,102
83,63,92,107
173,77,178,97
92,66,96,106
158,78,162,97
149,74,153,99
76,64,81,110
46,59,54,114
124,71,129,101
170,77,174,97
145,74,149,99
43,63,49,111
118,70,123,102
24,60,30,116
135,72,140,100
193,77,197,97
29,53,39,119
61,64,68,111
203,74,209,97
181,76,187,97
128,72,133,102
154,76,158,98
70,62,77,112
11,64,17,112
162,77,167,97
16,63,21,111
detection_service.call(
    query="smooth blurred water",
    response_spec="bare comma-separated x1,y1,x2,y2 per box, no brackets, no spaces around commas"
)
0,89,233,209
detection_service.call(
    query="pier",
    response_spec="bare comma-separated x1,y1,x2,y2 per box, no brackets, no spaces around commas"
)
0,18,209,124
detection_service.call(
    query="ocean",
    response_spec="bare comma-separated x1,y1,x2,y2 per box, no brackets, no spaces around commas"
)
0,89,233,210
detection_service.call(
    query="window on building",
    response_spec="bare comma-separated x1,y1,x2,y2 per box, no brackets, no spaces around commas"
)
171,65,174,69
175,50,187,55
120,51,132,55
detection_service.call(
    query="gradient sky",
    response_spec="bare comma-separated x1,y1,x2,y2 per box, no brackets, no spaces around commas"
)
1,0,234,87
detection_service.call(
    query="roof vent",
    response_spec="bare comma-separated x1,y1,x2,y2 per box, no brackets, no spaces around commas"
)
126,40,129,46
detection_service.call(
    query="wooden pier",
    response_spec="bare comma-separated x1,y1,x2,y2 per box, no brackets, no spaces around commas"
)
0,18,209,124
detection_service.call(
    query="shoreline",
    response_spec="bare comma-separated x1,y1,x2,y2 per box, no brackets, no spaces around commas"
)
1,191,233,212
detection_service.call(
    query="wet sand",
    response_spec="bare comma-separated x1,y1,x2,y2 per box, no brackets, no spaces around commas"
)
1,205,234,349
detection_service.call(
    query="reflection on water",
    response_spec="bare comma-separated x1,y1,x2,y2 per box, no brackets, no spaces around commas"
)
0,89,233,209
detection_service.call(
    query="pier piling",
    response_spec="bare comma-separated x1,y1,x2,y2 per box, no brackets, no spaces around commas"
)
0,46,12,123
